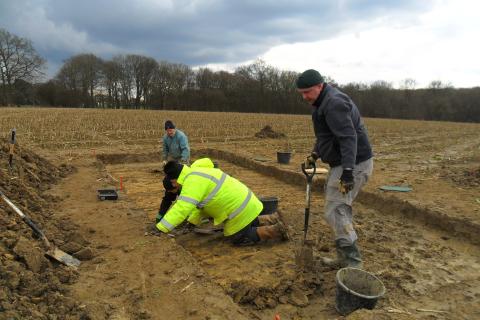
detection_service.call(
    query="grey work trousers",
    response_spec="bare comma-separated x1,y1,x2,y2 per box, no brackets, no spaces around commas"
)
324,158,373,246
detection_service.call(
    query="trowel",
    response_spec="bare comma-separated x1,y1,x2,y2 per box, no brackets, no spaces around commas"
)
295,162,316,270
0,190,81,269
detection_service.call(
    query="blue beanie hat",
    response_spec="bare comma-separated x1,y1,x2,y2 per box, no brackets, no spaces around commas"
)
165,120,175,130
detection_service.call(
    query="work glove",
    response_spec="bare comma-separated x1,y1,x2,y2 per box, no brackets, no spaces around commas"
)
304,152,318,169
161,160,167,168
339,168,354,194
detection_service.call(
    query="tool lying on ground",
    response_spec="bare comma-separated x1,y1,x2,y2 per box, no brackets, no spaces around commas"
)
97,188,118,200
8,128,16,171
379,185,412,192
295,162,317,269
0,190,81,268
193,225,224,235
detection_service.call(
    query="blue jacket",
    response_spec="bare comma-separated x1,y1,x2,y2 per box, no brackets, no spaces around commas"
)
311,84,372,168
162,129,190,162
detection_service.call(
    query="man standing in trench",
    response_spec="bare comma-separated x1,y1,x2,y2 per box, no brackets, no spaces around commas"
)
296,69,373,268
162,120,190,165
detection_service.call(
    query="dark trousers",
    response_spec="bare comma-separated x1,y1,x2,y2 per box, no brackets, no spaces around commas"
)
230,206,268,245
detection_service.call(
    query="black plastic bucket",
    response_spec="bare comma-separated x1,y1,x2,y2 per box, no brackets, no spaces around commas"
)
259,196,278,215
335,267,386,316
277,151,292,164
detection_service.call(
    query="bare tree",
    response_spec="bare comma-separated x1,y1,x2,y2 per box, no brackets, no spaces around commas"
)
56,53,103,107
370,80,393,89
0,28,45,105
428,80,453,89
169,63,192,91
124,54,158,108
196,67,216,90
152,61,173,109
112,55,134,107
103,60,122,108
399,78,417,90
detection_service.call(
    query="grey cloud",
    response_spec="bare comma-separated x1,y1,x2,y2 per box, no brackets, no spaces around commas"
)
0,0,434,76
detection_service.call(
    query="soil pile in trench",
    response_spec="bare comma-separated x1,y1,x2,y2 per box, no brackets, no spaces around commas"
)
0,138,91,319
254,125,286,139
443,167,480,187
229,269,323,309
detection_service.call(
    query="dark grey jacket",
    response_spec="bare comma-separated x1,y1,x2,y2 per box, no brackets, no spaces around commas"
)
311,84,372,168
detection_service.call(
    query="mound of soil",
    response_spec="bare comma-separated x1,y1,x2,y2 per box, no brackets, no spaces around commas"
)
0,139,91,319
254,125,286,139
229,270,323,309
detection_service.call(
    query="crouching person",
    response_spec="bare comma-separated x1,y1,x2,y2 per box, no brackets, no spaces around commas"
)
156,158,289,245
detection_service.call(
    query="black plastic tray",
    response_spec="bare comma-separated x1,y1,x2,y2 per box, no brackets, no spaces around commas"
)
97,189,118,201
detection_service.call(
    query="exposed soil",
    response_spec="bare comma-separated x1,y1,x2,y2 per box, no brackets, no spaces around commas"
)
442,166,480,188
91,152,479,319
0,139,87,319
2,131,480,319
254,125,286,139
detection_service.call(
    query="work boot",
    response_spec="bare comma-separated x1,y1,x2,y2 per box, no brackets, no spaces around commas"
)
320,241,363,269
341,242,363,269
258,212,282,226
256,222,290,242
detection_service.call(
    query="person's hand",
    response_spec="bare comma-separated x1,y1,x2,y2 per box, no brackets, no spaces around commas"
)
161,160,167,168
147,222,161,236
339,169,354,194
304,152,318,169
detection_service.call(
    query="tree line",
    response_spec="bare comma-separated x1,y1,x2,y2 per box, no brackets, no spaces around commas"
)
1,28,479,122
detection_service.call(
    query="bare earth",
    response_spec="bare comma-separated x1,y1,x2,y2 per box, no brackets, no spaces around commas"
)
1,109,480,319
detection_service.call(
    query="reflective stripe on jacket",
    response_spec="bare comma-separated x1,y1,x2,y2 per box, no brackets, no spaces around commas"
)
156,158,262,236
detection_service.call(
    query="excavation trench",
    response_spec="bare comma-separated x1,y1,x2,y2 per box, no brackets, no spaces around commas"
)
98,148,480,247
96,151,480,319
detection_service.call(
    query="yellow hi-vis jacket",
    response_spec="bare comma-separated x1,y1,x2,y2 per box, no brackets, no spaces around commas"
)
156,158,263,236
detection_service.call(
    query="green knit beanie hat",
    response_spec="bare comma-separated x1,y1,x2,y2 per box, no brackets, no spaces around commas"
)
296,69,324,89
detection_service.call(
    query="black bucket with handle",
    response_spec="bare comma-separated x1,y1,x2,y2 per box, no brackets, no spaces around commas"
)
276,151,291,164
335,267,386,316
259,196,278,215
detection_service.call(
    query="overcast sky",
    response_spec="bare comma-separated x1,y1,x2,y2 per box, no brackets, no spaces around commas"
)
1,0,478,88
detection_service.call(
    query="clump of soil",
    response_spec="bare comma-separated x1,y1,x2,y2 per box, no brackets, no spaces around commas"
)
255,125,286,139
229,270,323,310
0,138,90,319
442,167,480,187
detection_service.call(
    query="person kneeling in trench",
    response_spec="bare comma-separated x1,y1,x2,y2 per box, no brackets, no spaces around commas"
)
156,158,289,245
